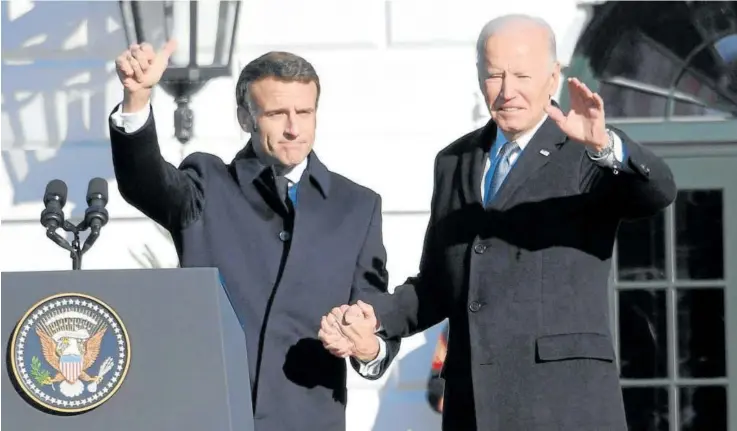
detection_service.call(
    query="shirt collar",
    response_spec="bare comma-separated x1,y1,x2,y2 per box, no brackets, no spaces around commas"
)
276,157,308,185
491,114,548,156
232,141,331,198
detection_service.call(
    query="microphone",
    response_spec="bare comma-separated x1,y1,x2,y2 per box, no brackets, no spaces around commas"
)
81,178,109,254
40,179,68,230
84,178,109,233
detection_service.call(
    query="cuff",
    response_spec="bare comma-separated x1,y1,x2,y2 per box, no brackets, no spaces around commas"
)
587,130,626,169
356,336,387,378
111,101,151,134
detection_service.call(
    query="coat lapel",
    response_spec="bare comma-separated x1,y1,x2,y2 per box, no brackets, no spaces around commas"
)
231,143,289,217
278,153,333,283
488,116,567,210
459,121,497,207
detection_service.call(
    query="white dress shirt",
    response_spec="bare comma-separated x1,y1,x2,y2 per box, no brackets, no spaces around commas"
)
110,101,387,377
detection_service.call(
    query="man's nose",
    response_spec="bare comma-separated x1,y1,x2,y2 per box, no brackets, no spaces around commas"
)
284,113,299,137
499,77,516,101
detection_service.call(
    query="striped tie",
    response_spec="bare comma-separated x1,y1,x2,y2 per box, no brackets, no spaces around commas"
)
484,140,520,205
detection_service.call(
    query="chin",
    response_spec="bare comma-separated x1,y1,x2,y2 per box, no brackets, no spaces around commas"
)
279,154,308,167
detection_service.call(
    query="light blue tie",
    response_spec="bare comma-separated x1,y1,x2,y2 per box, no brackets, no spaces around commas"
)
483,140,520,205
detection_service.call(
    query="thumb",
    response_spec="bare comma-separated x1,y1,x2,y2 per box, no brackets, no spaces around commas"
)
157,39,178,63
356,300,375,319
544,104,566,126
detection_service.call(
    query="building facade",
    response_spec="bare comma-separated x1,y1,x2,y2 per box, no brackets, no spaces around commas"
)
2,1,735,429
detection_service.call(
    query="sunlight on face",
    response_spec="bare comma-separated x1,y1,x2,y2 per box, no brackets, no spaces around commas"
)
479,23,560,141
245,77,318,168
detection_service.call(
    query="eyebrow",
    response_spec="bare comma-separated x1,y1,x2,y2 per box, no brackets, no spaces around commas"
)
263,107,315,115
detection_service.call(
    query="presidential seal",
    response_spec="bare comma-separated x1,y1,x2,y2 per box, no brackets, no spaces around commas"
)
9,293,131,413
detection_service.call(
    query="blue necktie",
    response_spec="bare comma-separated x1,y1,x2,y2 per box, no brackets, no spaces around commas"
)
483,140,520,205
287,182,298,207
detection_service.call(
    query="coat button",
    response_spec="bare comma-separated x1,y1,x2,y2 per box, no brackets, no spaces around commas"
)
469,301,482,312
473,244,487,254
279,231,291,242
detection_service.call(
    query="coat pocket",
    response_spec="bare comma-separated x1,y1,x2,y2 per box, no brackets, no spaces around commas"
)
535,332,615,363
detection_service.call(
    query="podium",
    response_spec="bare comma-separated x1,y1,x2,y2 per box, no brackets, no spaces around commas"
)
1,268,254,431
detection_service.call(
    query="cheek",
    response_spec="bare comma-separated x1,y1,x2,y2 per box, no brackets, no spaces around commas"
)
484,81,501,100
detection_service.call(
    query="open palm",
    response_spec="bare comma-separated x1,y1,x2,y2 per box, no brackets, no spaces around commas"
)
545,77,609,150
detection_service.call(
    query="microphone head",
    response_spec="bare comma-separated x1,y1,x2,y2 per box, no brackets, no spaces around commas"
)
43,179,68,208
86,177,108,205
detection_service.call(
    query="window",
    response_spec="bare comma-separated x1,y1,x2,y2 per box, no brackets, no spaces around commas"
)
615,189,728,430
575,1,737,120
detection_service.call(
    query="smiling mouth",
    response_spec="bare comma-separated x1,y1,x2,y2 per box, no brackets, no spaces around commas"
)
497,107,523,112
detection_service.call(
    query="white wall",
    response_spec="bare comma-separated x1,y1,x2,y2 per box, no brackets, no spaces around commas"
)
1,1,592,429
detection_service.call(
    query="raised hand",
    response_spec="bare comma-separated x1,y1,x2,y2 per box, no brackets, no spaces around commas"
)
115,40,177,111
544,77,609,151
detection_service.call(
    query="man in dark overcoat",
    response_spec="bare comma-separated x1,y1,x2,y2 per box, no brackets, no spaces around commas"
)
322,14,676,430
110,43,400,431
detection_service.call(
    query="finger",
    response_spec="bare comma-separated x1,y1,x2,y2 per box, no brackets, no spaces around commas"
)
343,306,362,325
578,81,595,100
131,46,151,72
329,347,351,359
544,104,566,126
339,304,350,313
572,78,598,109
157,39,178,63
326,346,347,358
116,54,134,77
592,92,605,111
567,78,586,108
139,42,155,58
346,304,362,319
330,306,344,319
318,328,329,343
129,55,145,82
356,300,375,319
326,313,340,328
320,317,336,334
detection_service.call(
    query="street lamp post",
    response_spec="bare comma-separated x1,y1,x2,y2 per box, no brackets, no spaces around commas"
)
118,0,241,144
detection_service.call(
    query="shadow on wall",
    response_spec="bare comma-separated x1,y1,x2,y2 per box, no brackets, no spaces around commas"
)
1,1,126,217
371,322,445,431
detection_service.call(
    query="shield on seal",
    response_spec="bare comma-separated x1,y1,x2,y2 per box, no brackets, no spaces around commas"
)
59,354,83,383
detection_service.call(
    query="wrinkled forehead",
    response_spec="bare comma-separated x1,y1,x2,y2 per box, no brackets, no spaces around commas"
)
481,24,552,64
250,78,318,109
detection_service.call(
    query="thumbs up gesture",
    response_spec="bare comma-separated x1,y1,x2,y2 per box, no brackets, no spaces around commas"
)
115,40,177,111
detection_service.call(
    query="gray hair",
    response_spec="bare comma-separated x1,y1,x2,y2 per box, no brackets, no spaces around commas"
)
235,51,321,118
475,14,557,68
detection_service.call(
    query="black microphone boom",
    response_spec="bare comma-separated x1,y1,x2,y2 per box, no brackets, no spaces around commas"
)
81,178,110,253
39,177,111,270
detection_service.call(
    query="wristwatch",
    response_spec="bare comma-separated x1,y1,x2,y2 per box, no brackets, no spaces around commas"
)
587,128,615,160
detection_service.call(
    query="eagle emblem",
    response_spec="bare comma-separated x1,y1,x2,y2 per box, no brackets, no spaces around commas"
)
10,293,131,413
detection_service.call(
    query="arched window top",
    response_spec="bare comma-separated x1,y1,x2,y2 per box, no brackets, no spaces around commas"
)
574,1,737,120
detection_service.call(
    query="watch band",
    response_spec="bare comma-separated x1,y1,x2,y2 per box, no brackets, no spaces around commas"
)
587,128,614,160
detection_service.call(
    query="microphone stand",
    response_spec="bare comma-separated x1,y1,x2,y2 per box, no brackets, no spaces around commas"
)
45,219,97,271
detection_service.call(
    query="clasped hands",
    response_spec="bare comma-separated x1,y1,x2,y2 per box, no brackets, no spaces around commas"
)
318,300,380,362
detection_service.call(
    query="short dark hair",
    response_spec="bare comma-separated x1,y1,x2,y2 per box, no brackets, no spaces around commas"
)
235,51,321,118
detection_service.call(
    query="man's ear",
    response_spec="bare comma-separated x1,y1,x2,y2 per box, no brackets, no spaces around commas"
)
237,106,256,133
549,61,562,94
